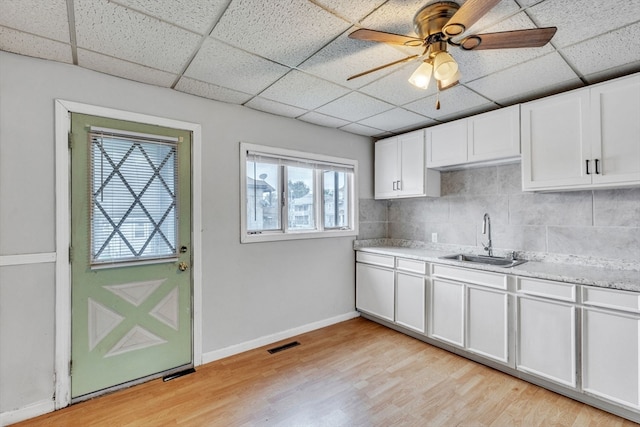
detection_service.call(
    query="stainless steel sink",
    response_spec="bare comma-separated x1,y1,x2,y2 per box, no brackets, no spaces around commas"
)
439,253,527,268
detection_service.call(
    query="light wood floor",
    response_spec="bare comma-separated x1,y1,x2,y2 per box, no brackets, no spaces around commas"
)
15,317,638,427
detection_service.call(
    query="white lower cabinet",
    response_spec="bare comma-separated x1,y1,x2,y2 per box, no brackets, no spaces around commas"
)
467,286,509,364
429,278,465,347
516,277,577,387
396,271,426,333
355,261,395,322
582,287,640,409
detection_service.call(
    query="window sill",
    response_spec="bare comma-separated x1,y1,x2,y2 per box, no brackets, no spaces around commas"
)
241,228,358,244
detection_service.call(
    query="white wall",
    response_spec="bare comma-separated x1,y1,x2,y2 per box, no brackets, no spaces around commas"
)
0,51,373,417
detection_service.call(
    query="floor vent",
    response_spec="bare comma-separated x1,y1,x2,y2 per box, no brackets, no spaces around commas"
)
267,341,300,354
163,367,195,382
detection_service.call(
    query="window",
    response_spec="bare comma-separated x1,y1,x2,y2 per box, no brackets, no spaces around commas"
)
90,127,179,264
241,143,358,243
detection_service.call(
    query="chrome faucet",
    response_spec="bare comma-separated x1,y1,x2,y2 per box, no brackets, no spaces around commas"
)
482,213,493,256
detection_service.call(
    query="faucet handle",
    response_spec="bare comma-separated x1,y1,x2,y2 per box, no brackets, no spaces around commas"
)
510,251,517,260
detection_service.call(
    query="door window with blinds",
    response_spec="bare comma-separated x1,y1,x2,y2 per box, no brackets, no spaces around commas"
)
90,127,179,265
241,142,358,243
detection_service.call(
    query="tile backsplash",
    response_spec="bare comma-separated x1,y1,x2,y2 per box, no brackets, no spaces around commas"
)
359,163,640,263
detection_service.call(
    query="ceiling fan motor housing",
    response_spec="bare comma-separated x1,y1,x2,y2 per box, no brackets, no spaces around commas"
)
413,1,460,39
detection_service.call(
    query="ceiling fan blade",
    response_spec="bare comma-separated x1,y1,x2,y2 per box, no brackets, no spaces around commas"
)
442,0,501,37
347,55,420,81
459,27,557,50
349,28,425,47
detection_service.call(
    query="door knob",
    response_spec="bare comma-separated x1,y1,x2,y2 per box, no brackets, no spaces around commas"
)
178,261,189,271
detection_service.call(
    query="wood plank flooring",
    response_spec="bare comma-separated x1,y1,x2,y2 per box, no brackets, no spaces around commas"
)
14,318,638,426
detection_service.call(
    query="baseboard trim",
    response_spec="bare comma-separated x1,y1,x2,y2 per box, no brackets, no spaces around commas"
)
202,311,360,364
1,399,55,426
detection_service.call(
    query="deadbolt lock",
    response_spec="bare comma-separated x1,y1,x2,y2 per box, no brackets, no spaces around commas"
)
178,261,189,271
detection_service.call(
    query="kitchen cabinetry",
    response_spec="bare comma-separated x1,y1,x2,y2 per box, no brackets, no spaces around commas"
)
521,73,640,191
374,130,440,199
355,253,395,322
356,253,429,332
582,287,640,409
426,105,520,169
395,259,428,333
430,265,511,364
516,277,577,388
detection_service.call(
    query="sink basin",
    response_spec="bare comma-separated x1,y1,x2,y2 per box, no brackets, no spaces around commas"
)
439,253,527,268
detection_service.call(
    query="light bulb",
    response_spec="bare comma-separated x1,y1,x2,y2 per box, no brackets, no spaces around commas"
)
433,51,458,81
408,62,433,90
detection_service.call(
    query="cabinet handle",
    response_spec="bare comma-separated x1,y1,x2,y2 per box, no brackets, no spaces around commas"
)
397,180,402,191
595,158,600,174
585,159,590,175
392,181,397,191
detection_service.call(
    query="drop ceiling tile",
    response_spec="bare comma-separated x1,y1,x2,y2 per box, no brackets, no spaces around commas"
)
298,31,415,89
0,27,72,63
78,48,177,87
527,0,640,48
312,0,387,23
358,0,437,36
298,112,350,128
0,0,70,42
404,85,494,120
466,52,582,105
339,122,386,137
114,0,228,34
359,61,439,105
315,91,394,122
175,77,253,104
74,0,201,73
561,22,640,77
210,0,350,67
258,70,349,110
357,107,433,132
185,38,289,95
245,97,307,118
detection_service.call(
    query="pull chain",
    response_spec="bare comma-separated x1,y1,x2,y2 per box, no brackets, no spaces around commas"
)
435,89,441,110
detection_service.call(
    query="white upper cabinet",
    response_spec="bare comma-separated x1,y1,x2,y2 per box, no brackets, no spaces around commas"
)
426,120,468,168
468,105,520,163
521,73,640,191
374,129,440,199
426,105,521,169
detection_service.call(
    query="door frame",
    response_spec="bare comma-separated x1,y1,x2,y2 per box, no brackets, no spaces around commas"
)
54,99,203,409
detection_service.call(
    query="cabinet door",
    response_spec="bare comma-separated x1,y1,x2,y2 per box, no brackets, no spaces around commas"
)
356,263,395,322
426,120,468,168
429,278,465,347
517,296,576,387
396,272,426,333
467,286,509,364
398,130,425,197
468,105,520,163
591,74,640,186
374,137,399,199
521,90,592,191
583,308,640,409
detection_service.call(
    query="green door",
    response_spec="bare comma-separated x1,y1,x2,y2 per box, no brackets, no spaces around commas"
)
70,113,192,399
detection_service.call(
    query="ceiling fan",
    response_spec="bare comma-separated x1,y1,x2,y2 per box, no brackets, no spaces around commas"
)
348,0,557,107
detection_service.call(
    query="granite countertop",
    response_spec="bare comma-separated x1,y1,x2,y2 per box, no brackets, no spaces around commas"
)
355,241,640,293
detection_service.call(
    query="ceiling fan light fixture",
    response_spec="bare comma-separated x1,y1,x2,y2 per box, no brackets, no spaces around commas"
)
408,61,433,90
433,51,458,81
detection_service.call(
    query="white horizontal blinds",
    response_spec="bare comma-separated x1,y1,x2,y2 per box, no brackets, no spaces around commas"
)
90,127,178,264
246,150,355,174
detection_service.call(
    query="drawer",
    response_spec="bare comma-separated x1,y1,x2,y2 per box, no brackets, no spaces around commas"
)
583,287,640,314
517,277,576,302
432,264,507,290
396,258,427,274
356,252,394,268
